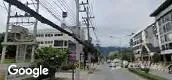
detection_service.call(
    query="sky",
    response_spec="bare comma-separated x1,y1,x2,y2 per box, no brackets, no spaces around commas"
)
0,0,166,47
91,0,165,47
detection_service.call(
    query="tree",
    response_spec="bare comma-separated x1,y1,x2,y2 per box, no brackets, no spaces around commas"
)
107,48,135,62
34,46,67,80
152,53,160,63
0,33,16,58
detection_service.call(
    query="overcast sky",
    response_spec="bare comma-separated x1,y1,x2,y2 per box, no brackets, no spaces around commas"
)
0,0,165,47
92,0,165,47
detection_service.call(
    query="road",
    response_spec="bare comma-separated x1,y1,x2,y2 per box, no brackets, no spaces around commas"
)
82,64,146,80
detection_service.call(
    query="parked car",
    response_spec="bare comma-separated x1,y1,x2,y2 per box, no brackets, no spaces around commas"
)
107,60,111,64
109,62,116,67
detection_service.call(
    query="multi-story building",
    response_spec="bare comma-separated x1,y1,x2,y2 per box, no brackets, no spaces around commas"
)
35,28,86,62
36,28,85,48
130,30,143,62
150,0,172,62
131,23,160,62
36,28,74,49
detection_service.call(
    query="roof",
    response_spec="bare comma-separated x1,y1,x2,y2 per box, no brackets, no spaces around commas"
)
150,0,172,17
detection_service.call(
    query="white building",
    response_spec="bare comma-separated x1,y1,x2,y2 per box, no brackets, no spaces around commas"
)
36,28,74,49
36,27,85,49
130,23,160,62
150,0,172,62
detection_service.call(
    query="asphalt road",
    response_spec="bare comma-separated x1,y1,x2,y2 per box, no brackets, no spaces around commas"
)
87,64,146,80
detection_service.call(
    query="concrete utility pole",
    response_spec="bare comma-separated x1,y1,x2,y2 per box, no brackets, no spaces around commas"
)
75,0,81,80
1,4,11,64
31,0,39,62
1,0,39,64
80,0,94,72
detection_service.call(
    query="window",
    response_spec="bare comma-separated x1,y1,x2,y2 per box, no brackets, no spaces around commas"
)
166,44,169,50
162,45,165,50
45,41,48,44
54,33,63,36
160,36,164,43
163,25,166,32
166,33,172,41
158,20,161,26
166,22,172,32
38,41,43,44
64,41,68,46
165,34,168,41
169,43,172,49
54,40,63,47
51,34,53,37
45,34,48,37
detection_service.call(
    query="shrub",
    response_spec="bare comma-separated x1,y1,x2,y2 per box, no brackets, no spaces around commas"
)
61,64,75,70
140,68,150,73
128,68,168,80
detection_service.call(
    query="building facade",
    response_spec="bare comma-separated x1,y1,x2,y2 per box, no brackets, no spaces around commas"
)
35,28,86,62
131,23,160,62
131,31,142,62
36,29,74,49
150,0,172,62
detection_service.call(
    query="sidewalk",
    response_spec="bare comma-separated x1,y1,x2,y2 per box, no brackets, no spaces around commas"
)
150,69,172,80
80,64,101,80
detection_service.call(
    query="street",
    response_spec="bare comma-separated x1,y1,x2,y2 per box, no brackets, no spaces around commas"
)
81,64,146,80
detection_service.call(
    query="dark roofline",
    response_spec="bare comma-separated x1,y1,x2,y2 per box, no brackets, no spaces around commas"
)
150,0,172,17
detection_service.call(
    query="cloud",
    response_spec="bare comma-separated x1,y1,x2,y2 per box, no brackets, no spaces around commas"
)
92,0,165,46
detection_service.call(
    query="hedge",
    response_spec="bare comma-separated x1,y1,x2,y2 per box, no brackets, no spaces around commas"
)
128,68,168,80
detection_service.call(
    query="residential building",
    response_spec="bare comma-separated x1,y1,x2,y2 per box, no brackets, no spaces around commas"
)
131,23,160,63
150,0,172,62
130,30,143,62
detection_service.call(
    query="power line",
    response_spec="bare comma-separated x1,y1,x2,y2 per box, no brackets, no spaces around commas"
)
56,0,76,21
40,1,62,22
41,0,76,25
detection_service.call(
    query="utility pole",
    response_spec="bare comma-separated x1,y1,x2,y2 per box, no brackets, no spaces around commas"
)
1,4,11,64
80,0,94,72
75,0,81,80
1,0,39,63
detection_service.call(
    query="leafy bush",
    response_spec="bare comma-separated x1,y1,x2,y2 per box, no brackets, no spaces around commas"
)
61,64,75,70
140,68,150,73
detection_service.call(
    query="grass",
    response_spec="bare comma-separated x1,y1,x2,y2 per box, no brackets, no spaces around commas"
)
3,59,16,64
128,68,168,80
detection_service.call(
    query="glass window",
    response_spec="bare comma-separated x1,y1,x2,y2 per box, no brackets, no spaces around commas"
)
162,45,165,50
167,33,172,41
54,40,63,47
51,34,53,37
166,44,169,50
163,25,166,32
165,34,168,41
169,43,172,49
64,41,68,46
54,33,63,36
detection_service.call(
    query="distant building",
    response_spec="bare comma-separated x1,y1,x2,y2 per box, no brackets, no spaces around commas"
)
130,30,142,62
36,28,85,48
130,23,160,62
36,28,74,49
35,28,86,62
150,0,172,62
